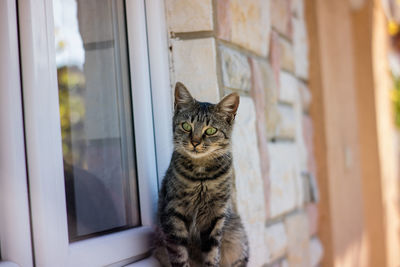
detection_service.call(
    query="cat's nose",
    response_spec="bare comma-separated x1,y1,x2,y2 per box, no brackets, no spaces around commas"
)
191,139,201,147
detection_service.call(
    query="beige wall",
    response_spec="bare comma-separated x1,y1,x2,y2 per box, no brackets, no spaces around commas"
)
352,1,387,266
307,0,400,266
372,0,400,265
314,0,367,265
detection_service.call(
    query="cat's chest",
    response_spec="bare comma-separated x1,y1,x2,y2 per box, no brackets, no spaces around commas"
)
183,181,228,219
187,181,215,205
191,165,206,175
183,182,223,230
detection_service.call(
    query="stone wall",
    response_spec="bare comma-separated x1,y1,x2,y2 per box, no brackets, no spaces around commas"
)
164,0,322,266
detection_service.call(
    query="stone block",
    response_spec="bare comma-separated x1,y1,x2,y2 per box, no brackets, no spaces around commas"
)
217,0,231,40
309,173,320,203
220,46,251,91
165,0,213,33
302,115,316,176
302,172,319,204
249,58,271,217
285,212,311,267
232,97,269,266
268,143,303,218
293,18,309,80
306,203,319,236
279,38,295,73
276,105,295,140
302,172,312,203
299,81,312,112
279,72,297,105
265,222,288,263
271,0,292,38
217,0,271,56
291,0,305,18
309,237,323,267
269,31,281,89
171,38,219,103
250,58,280,141
294,89,307,173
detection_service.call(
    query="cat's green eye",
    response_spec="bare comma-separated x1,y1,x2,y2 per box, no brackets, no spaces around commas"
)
205,127,217,135
182,122,192,132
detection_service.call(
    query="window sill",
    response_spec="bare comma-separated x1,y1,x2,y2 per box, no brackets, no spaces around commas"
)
0,262,19,267
124,256,160,267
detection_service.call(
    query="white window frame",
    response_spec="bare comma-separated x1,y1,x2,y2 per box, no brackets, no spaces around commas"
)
145,0,174,183
0,0,34,267
9,0,173,266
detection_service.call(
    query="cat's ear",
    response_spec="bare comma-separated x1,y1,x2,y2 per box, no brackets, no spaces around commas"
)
174,82,194,111
216,93,240,123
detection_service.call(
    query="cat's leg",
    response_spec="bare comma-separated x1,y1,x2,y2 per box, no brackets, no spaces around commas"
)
154,246,172,267
160,211,191,267
200,215,226,267
154,226,172,267
219,213,249,267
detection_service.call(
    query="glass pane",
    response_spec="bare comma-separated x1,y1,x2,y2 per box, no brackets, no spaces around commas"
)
53,0,140,241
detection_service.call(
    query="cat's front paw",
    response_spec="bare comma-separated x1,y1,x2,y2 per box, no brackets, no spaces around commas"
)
203,261,219,267
203,252,220,267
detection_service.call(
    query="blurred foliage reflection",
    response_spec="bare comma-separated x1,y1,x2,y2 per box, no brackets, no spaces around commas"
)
57,66,86,167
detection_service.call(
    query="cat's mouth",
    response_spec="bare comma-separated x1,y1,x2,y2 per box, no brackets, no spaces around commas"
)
188,144,203,153
188,149,208,158
191,147,201,153
183,143,212,157
187,146,206,156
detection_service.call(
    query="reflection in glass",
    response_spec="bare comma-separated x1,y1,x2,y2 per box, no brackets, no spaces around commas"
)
53,0,140,241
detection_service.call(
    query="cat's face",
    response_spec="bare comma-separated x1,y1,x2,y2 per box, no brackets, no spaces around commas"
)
172,82,239,158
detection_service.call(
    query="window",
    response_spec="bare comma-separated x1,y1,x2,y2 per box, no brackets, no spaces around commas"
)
19,0,159,264
0,0,173,266
53,0,140,242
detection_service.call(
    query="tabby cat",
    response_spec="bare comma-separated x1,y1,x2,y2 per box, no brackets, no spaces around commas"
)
155,82,249,267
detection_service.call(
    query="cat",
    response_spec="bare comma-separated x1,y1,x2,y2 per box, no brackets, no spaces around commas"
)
155,82,249,267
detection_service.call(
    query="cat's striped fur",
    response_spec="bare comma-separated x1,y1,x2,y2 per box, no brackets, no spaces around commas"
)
155,82,249,267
